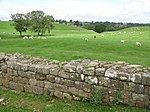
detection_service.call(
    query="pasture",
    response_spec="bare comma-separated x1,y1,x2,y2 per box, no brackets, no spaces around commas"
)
0,21,150,67
0,21,150,111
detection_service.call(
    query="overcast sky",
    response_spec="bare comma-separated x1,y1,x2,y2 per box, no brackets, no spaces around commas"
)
0,0,150,23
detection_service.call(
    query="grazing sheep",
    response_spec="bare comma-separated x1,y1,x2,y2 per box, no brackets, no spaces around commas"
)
136,42,141,47
28,35,33,39
2,32,5,34
37,36,41,39
140,32,142,34
23,36,28,39
121,40,125,44
0,37,1,39
118,32,121,34
124,31,126,33
100,34,104,37
84,38,88,41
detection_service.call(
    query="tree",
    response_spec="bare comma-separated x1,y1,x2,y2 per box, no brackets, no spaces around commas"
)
11,13,27,36
94,24,106,33
26,10,54,36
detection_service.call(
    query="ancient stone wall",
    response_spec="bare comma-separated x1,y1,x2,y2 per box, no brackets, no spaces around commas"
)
0,53,150,108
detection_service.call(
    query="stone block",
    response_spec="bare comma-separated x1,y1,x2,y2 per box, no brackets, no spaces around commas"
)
55,77,64,84
132,93,149,102
20,64,29,72
54,84,67,92
130,73,142,83
50,68,60,76
24,85,33,93
36,81,44,88
79,90,89,97
1,64,7,73
85,76,98,84
54,91,63,98
142,73,150,86
105,68,117,78
46,75,55,83
68,87,79,95
64,79,74,87
63,93,72,100
69,73,81,81
7,68,18,76
33,86,44,95
9,82,24,92
75,81,83,90
29,79,37,86
26,71,35,79
123,82,135,92
44,81,54,90
2,79,9,87
63,64,76,73
76,65,83,74
83,83,91,92
96,68,105,76
83,67,95,76
99,77,110,87
14,63,21,71
42,66,50,75
58,71,69,79
117,72,130,81
18,71,27,78
144,86,150,95
135,84,144,94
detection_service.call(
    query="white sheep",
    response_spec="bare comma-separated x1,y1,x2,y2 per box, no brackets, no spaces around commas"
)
23,36,28,39
100,34,104,37
0,37,1,39
37,36,41,39
2,32,5,34
121,40,125,44
28,35,33,39
136,42,141,47
84,38,88,41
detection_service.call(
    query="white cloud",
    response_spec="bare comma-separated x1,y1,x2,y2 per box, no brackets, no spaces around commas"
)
0,0,150,23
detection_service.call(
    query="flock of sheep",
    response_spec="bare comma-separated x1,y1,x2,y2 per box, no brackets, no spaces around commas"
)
84,30,142,47
1,30,142,47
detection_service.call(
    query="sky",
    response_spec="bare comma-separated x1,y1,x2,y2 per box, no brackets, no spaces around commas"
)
0,0,150,23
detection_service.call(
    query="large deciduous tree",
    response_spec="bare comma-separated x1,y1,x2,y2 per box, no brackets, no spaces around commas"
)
11,13,27,36
26,11,54,36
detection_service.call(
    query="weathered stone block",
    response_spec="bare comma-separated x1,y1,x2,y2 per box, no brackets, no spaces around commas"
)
58,71,69,79
85,76,98,84
96,68,105,76
50,68,60,76
135,84,144,94
24,85,33,93
132,93,149,102
83,67,95,76
44,81,54,90
33,86,44,94
55,77,64,84
35,73,46,80
36,81,44,88
79,90,89,97
144,86,150,95
18,71,27,78
130,73,142,83
7,68,18,76
20,64,29,71
105,68,117,78
68,87,79,95
1,64,7,73
75,81,83,90
142,73,150,86
54,91,63,98
123,82,135,91
99,77,110,87
14,63,21,71
9,82,24,92
64,79,74,87
63,64,76,73
63,93,72,100
29,79,37,86
117,72,130,81
46,75,55,83
2,79,9,87
76,65,83,74
69,73,81,81
42,66,50,75
83,83,91,92
54,84,67,92
26,71,35,79
28,64,37,72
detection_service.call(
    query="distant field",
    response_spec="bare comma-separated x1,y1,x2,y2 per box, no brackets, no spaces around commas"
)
0,21,150,67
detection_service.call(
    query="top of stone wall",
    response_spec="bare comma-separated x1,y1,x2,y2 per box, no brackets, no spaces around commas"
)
0,52,150,85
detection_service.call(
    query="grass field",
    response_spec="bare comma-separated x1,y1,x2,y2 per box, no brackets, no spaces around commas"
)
0,21,150,67
0,21,150,111
0,89,149,112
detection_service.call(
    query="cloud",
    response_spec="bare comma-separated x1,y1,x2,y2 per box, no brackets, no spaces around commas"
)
0,0,150,23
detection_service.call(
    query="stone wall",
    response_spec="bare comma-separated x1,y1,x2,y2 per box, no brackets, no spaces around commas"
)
0,53,150,108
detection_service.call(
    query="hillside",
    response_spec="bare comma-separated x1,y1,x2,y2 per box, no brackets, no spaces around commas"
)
0,21,150,66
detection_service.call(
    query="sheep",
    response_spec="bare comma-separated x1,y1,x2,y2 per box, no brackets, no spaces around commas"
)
28,35,33,39
100,34,104,37
124,31,126,33
84,38,88,41
121,40,125,44
2,32,5,34
37,36,41,39
23,36,28,39
136,42,141,47
0,37,1,39
140,32,142,34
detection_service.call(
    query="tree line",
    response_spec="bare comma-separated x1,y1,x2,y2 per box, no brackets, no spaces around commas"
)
11,10,54,36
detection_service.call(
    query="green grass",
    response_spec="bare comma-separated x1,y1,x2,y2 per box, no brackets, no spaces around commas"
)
0,89,149,112
0,21,150,67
